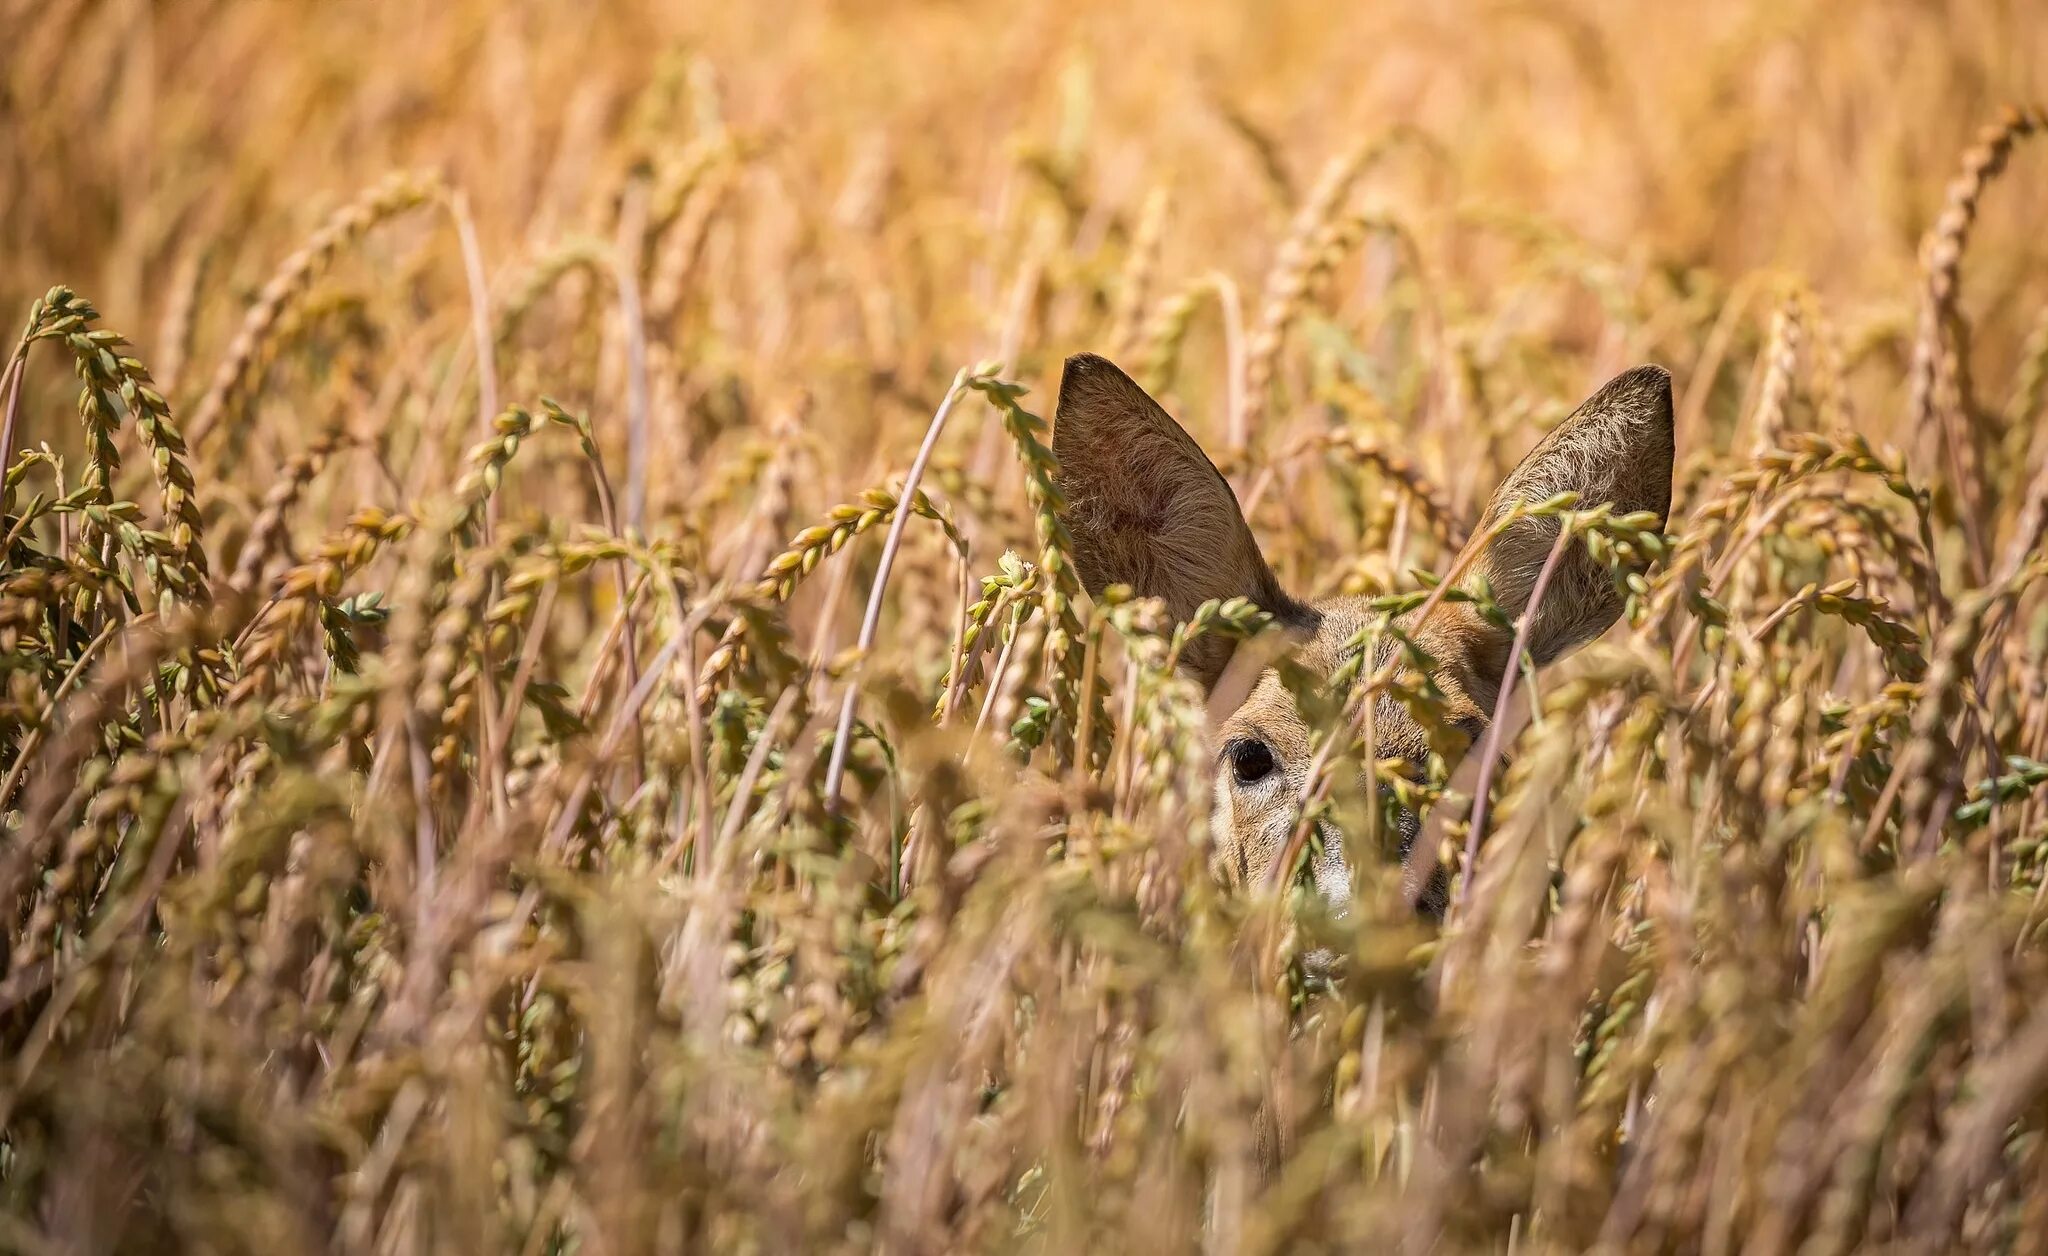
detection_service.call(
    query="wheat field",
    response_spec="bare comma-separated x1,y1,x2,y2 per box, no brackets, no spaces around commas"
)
4,1,2048,1252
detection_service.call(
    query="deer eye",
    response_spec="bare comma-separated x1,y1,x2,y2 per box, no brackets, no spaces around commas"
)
1227,738,1276,786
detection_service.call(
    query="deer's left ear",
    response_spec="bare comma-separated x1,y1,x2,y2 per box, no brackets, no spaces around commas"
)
1453,364,1675,692
1051,353,1311,688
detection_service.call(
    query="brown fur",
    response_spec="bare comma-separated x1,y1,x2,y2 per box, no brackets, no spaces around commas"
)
1052,353,1675,912
1052,353,1316,687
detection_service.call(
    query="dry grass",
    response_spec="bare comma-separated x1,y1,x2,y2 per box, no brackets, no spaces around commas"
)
3,1,2048,1251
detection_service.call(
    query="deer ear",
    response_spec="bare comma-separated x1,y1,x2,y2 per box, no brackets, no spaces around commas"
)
1457,364,1675,688
1052,353,1310,688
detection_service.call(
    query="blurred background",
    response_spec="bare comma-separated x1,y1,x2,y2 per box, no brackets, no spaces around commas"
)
8,1,2045,480
7,4,2048,1251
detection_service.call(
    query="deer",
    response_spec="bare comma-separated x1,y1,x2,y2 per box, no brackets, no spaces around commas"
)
1050,352,1674,927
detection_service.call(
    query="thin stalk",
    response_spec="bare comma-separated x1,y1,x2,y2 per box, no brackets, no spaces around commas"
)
0,354,26,515
615,181,652,533
1458,524,1575,910
449,190,499,531
823,369,970,814
974,606,1028,738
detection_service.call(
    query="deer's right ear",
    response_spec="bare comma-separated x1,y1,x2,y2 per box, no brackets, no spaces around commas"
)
1052,353,1309,688
1438,364,1675,712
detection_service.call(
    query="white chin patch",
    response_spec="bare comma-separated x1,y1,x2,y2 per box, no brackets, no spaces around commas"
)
1311,823,1352,917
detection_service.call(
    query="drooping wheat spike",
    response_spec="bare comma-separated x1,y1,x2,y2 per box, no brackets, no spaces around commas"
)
232,284,376,407
229,508,416,706
1137,271,1245,413
1307,425,1470,551
967,366,1111,773
758,487,966,604
184,171,443,452
935,550,1041,722
415,530,540,776
229,425,349,593
1885,556,2048,854
539,398,626,532
495,236,612,347
44,296,212,612
5,291,224,708
1748,292,1803,456
1907,106,2046,576
452,404,550,540
647,134,743,323
697,487,965,703
1239,140,1392,451
9,290,107,495
1137,277,1203,396
1641,431,1929,638
1755,579,1926,682
1236,136,1417,448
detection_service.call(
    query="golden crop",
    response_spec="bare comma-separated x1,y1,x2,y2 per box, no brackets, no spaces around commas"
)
3,1,2047,1251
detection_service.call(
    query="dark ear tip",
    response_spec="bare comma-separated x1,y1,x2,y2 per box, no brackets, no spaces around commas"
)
1591,363,1676,430
1055,354,1151,443
1614,362,1673,395
1059,352,1127,392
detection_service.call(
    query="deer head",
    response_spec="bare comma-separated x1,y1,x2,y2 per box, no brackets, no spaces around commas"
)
1052,352,1673,918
